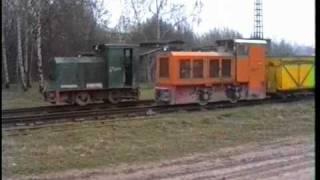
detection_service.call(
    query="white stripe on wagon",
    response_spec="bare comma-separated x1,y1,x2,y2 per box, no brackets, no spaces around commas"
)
86,83,103,89
61,84,78,88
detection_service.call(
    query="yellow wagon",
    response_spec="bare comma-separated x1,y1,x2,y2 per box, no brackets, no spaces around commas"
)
266,57,314,93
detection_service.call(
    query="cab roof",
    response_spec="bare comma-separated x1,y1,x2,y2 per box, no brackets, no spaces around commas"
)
167,51,232,57
216,38,269,45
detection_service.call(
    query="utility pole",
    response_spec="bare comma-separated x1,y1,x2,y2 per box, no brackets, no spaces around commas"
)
252,0,263,39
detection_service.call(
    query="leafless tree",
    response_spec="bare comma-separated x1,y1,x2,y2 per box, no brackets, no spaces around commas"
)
36,0,44,92
23,0,34,88
127,0,149,40
15,0,28,90
2,0,10,88
2,0,113,90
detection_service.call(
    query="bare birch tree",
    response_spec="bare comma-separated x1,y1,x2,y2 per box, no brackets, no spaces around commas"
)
24,0,33,88
24,27,29,75
14,0,28,90
24,27,31,87
36,0,44,92
28,43,34,88
16,12,28,90
2,0,10,88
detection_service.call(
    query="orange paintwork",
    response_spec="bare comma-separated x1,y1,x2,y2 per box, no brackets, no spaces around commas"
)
156,42,267,99
235,58,249,82
248,46,266,94
156,52,235,86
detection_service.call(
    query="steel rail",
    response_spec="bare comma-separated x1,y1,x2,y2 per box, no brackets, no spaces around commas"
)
2,100,154,117
2,94,314,131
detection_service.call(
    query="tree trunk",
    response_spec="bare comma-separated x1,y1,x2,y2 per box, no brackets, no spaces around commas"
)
24,26,31,87
155,0,161,41
37,1,44,92
1,0,10,88
24,28,29,73
156,14,160,41
17,15,27,91
28,42,34,88
16,54,19,84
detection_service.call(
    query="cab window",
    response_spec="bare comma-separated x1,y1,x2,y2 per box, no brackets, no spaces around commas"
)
221,59,231,77
209,60,219,78
237,44,249,56
180,59,191,79
193,60,203,78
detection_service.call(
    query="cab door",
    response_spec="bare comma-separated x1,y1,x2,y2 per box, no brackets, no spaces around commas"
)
248,45,266,98
124,48,133,86
108,48,124,88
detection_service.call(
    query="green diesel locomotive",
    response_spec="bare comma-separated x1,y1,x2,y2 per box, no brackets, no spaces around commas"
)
44,44,139,106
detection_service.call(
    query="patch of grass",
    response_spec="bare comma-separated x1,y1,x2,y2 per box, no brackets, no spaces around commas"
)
2,100,314,177
2,83,49,109
140,87,154,100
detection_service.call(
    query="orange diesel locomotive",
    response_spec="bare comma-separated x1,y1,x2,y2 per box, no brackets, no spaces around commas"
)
155,39,267,105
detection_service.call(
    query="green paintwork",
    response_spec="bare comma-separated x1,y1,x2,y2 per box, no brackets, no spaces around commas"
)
98,46,134,88
47,44,136,91
107,47,125,88
48,57,106,91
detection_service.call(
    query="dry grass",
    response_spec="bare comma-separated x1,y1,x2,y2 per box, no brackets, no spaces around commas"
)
1,83,48,109
140,87,154,100
2,99,314,178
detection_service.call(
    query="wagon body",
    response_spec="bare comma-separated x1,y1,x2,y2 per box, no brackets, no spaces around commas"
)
266,57,314,93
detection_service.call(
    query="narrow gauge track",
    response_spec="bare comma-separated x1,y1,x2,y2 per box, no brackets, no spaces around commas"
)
2,100,154,117
2,94,314,131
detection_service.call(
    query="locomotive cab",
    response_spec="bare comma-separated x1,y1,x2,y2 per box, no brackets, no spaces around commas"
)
217,39,268,100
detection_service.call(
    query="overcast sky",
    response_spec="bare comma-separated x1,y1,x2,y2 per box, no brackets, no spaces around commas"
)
104,0,315,47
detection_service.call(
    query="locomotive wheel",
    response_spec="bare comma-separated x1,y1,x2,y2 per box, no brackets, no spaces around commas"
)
229,98,238,103
198,100,208,106
228,91,240,103
225,87,240,103
75,92,91,106
108,92,120,104
198,91,210,106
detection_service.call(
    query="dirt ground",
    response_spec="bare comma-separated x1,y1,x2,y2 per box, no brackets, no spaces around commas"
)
12,135,314,180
